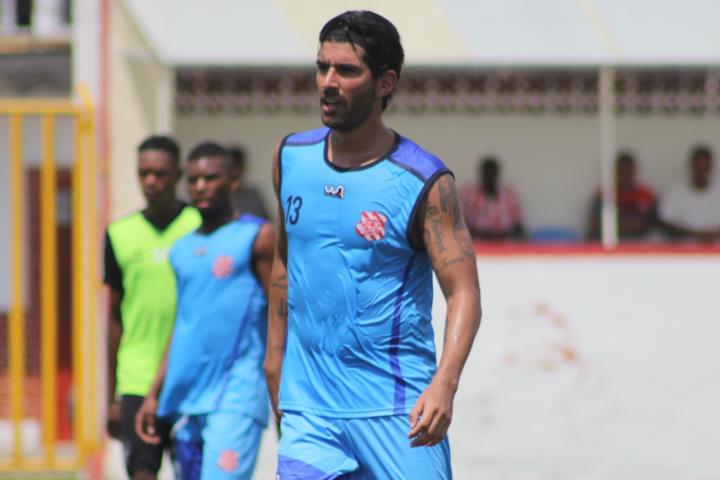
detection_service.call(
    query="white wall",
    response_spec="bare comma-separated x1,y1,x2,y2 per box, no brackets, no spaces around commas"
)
175,112,720,235
435,255,720,479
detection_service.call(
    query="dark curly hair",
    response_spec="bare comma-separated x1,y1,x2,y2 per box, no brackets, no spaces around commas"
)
319,10,404,110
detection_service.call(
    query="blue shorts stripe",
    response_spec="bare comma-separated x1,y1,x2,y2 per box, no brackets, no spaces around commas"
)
278,455,337,479
390,256,415,414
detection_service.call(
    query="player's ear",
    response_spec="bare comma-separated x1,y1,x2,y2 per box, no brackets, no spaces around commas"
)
229,166,240,192
171,162,183,185
376,69,398,100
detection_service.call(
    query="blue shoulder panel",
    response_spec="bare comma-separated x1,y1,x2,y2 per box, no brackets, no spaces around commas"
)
237,213,266,225
388,136,450,181
285,127,330,146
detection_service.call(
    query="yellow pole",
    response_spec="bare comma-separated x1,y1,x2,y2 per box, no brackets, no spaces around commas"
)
87,108,100,452
77,84,100,452
72,112,87,466
8,114,26,467
40,114,58,466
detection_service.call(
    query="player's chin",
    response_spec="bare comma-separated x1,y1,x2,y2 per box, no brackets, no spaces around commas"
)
192,200,212,211
320,114,348,131
143,191,161,203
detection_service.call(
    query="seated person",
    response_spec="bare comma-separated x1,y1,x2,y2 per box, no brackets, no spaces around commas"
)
659,145,720,243
586,152,657,241
460,156,525,241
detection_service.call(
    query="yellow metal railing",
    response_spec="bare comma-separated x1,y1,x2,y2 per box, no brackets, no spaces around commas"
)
0,87,100,473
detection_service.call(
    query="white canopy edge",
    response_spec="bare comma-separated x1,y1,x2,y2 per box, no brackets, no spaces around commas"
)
123,0,720,68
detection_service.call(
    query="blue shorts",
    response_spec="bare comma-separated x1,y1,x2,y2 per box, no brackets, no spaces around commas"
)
171,411,264,480
277,411,452,479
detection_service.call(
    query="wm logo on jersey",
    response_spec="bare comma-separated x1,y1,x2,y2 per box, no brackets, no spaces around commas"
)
324,184,345,199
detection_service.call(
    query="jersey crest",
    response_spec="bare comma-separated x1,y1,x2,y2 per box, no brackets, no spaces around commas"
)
217,449,240,472
355,211,388,241
211,255,234,278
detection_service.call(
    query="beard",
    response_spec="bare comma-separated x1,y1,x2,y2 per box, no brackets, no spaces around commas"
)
320,89,375,132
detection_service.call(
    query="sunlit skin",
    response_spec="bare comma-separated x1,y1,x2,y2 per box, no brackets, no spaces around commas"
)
315,41,398,168
690,154,712,190
107,146,183,480
186,156,238,232
137,149,180,207
264,40,481,454
135,151,277,450
660,151,719,240
316,42,377,132
617,159,636,191
479,162,499,197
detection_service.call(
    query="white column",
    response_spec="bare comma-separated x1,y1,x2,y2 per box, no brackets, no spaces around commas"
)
72,0,101,102
33,0,67,37
1,0,17,34
599,66,618,249
156,66,175,134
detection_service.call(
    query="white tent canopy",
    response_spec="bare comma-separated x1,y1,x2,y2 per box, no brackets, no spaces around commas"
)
123,0,720,67
122,0,720,248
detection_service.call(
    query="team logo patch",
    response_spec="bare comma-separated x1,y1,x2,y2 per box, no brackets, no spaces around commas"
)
153,247,169,262
217,449,239,472
324,184,345,199
211,255,234,278
355,211,387,241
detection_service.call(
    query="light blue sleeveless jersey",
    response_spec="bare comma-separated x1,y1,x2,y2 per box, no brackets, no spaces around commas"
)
279,127,451,417
157,216,269,425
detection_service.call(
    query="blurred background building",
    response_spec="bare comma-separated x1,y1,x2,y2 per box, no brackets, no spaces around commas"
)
2,0,720,478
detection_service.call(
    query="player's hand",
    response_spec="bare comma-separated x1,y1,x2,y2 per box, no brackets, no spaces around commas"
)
274,410,283,438
264,355,283,419
106,399,121,439
408,379,455,448
134,396,161,445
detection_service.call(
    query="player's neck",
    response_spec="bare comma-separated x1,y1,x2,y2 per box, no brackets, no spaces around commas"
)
328,120,395,168
198,208,234,235
143,198,182,229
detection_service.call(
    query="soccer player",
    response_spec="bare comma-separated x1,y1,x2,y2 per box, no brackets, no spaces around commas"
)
135,142,274,480
105,135,201,480
264,10,482,479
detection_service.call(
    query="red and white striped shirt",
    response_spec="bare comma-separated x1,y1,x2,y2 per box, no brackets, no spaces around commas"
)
460,183,524,234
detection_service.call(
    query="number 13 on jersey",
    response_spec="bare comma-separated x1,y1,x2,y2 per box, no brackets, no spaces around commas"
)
285,195,303,225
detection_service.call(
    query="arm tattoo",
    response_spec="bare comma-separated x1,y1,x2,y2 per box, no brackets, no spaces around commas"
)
429,177,476,273
438,178,457,217
271,273,288,317
425,204,447,253
271,273,288,291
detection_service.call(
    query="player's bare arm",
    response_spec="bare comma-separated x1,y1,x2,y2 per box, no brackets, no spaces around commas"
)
263,145,289,416
106,288,123,439
408,173,481,447
251,222,276,295
134,337,171,445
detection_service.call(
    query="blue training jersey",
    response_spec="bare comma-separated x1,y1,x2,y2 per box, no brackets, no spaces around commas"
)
279,127,451,418
157,216,269,425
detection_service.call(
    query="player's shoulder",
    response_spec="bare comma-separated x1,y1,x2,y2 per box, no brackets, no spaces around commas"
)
106,210,144,235
178,204,203,222
168,229,199,258
231,215,270,244
282,126,330,148
236,213,267,226
388,134,451,182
